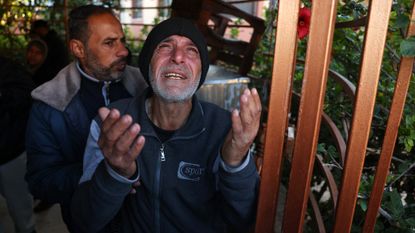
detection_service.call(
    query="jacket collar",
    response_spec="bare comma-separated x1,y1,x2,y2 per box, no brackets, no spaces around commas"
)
129,89,205,139
31,61,147,112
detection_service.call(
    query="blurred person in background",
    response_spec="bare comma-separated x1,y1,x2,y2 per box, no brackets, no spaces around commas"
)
26,38,48,75
30,19,70,85
26,38,52,88
0,56,36,233
25,38,55,213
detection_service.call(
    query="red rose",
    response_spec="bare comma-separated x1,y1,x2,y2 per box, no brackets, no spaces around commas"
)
298,7,311,39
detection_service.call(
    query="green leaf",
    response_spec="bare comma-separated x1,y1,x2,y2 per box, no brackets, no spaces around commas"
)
359,199,368,211
317,143,326,153
405,217,415,225
400,37,415,57
404,137,414,152
408,138,414,147
398,161,410,173
389,190,405,218
395,14,410,29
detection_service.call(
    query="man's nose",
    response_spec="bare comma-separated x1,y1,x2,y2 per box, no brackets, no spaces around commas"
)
117,43,129,58
171,47,185,64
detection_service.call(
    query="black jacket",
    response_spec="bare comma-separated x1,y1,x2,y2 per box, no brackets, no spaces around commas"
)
0,56,34,165
71,91,259,233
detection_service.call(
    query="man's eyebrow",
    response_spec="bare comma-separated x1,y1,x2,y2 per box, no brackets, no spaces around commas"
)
103,37,116,41
103,36,124,41
159,37,197,47
160,37,174,43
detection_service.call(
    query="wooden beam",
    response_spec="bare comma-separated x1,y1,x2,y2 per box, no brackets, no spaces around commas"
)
362,2,415,232
254,0,300,232
333,0,394,232
282,0,338,232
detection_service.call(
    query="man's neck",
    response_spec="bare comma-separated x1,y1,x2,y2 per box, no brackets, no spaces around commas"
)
76,62,101,82
147,96,192,131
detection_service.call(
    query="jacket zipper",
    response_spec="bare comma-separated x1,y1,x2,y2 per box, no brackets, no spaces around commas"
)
160,144,166,162
154,144,165,233
146,129,205,233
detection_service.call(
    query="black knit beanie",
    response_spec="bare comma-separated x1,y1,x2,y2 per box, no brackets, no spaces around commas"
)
138,17,209,89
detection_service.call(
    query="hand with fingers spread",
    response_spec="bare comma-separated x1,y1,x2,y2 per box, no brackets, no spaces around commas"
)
98,107,145,178
221,88,262,167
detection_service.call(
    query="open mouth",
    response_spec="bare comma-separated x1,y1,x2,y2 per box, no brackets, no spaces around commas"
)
164,72,186,80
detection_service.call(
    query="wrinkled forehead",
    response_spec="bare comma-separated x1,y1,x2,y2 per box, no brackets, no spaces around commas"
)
158,35,197,46
152,35,201,63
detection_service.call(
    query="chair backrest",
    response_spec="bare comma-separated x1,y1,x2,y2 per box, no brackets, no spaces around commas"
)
255,0,415,233
171,0,265,76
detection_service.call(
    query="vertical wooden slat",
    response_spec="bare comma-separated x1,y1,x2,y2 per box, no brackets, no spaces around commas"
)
362,2,415,232
332,0,394,232
282,1,338,232
254,0,300,232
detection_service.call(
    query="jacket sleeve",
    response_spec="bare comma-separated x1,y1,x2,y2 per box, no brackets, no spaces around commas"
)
80,119,140,184
72,120,138,233
25,101,83,205
71,159,132,233
218,152,259,231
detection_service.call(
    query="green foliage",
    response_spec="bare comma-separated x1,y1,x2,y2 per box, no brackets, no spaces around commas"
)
250,5,275,81
0,1,34,63
0,0,86,64
378,190,415,232
252,0,415,232
230,18,241,39
68,0,89,8
401,36,415,57
1,0,414,231
123,17,158,67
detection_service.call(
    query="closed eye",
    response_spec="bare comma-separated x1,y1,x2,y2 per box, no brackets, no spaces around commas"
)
156,42,174,53
186,46,199,58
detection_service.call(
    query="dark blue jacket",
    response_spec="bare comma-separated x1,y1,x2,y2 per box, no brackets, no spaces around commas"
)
25,62,147,232
71,91,259,233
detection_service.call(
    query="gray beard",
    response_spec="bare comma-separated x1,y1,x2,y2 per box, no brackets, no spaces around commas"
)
149,65,200,103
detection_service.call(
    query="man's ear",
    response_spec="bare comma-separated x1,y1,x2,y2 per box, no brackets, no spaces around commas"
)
69,39,85,59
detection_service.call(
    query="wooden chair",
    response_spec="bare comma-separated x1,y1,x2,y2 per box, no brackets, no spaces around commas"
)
171,0,265,76
255,0,415,233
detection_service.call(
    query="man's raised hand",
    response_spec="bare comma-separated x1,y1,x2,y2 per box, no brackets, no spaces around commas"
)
221,88,262,166
98,107,145,178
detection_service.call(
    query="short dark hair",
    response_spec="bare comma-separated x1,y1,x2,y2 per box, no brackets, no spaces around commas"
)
31,19,49,30
68,5,114,44
30,19,49,34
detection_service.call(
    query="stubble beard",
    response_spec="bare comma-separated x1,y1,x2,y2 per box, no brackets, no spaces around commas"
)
84,47,126,81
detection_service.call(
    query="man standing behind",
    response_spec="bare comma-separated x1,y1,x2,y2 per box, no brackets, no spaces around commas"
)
72,17,261,233
25,5,147,232
0,56,36,233
30,19,69,85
